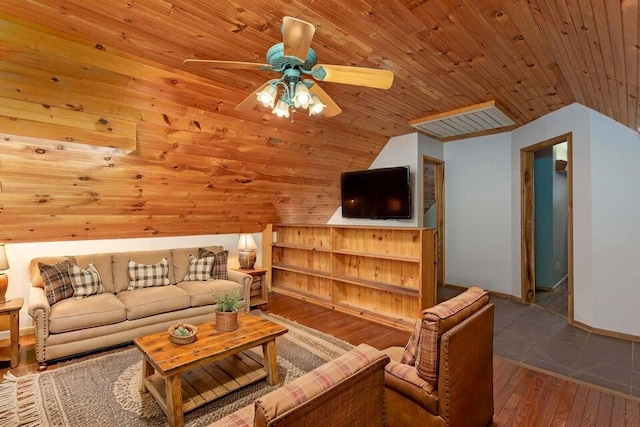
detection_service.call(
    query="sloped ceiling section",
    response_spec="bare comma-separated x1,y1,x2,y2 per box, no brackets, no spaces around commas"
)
0,0,637,242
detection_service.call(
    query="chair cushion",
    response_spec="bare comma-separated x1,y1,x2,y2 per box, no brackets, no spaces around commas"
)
177,279,243,307
68,262,105,299
49,293,126,333
39,259,77,305
117,285,190,320
415,286,490,386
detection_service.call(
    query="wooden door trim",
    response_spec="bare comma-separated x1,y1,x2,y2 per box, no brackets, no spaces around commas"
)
422,155,445,287
520,133,574,323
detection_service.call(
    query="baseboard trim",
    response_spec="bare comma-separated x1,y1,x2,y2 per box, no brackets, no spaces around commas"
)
443,283,524,303
572,320,640,343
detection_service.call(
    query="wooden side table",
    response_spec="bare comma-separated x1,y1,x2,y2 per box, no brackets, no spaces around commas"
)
235,268,268,310
0,297,24,369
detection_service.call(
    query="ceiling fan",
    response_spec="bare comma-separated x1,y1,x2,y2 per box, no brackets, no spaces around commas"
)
184,17,394,119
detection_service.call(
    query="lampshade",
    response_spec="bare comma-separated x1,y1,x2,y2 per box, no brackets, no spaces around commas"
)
0,244,8,271
309,95,326,115
293,83,311,109
256,84,278,108
272,99,290,118
237,234,258,251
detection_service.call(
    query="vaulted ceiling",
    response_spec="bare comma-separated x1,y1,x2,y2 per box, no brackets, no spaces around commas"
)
0,1,637,242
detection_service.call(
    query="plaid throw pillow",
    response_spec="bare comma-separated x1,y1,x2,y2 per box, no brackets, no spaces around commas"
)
68,262,105,299
127,258,170,290
400,318,422,365
39,259,76,305
199,248,229,280
183,255,215,281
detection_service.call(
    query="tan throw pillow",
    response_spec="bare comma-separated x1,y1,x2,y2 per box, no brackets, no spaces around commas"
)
199,248,229,280
183,255,215,281
127,258,170,290
39,259,76,305
68,262,105,299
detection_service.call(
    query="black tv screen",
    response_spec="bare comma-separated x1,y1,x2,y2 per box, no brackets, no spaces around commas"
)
341,166,412,219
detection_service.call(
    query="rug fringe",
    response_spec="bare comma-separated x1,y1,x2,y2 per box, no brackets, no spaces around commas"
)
0,372,47,427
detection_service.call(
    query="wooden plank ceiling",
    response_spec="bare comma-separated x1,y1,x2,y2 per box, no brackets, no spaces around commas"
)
0,0,637,242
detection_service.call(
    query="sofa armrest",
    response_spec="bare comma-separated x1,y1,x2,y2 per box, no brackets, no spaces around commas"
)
227,269,252,313
254,344,389,427
28,286,51,364
438,303,494,426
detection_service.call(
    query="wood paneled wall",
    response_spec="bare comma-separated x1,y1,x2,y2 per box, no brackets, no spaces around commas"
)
0,0,638,242
0,14,386,242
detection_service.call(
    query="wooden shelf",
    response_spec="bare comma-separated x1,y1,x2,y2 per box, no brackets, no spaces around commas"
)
334,301,416,331
264,224,436,331
271,285,332,303
333,275,419,297
272,264,331,278
332,249,420,263
272,242,331,252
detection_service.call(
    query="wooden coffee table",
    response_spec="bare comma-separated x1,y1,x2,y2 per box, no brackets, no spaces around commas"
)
134,314,288,427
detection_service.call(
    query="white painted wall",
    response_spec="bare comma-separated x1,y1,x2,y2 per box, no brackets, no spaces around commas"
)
588,111,640,335
444,132,513,294
3,232,263,334
418,133,444,160
510,103,593,324
328,133,420,226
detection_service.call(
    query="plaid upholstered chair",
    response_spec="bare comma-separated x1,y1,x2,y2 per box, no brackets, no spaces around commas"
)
210,343,389,427
383,286,495,427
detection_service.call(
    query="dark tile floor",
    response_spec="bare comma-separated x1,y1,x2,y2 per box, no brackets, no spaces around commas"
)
439,287,640,397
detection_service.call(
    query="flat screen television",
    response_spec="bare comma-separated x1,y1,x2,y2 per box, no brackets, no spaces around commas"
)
341,166,412,219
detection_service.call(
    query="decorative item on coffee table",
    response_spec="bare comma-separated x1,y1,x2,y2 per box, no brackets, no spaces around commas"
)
214,290,240,331
168,322,197,345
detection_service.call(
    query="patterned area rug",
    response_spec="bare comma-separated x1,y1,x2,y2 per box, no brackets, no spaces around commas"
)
0,311,354,427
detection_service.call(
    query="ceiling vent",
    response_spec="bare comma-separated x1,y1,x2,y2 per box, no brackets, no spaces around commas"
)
409,100,517,141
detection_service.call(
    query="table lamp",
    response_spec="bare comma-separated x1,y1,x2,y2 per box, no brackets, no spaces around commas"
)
237,234,257,269
0,244,9,304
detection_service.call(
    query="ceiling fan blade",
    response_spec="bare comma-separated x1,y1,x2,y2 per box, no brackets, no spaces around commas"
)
183,59,272,71
312,64,394,89
235,81,271,112
308,83,342,118
282,16,315,61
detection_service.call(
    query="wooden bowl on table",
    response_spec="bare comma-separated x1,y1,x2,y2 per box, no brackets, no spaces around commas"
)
168,323,197,345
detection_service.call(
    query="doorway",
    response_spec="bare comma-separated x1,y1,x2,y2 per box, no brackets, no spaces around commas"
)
521,133,574,322
422,155,444,287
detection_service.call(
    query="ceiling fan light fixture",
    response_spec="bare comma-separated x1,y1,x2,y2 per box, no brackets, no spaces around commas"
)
308,95,325,115
256,84,278,108
293,83,311,109
273,99,290,118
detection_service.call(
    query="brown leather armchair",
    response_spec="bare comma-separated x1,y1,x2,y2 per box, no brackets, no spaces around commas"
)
383,286,494,427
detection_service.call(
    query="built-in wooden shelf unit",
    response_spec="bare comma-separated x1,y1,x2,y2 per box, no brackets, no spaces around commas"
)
262,224,437,331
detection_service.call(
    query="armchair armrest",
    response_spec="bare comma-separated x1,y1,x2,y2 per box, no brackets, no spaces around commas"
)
254,344,389,427
384,359,437,413
438,303,494,426
227,269,252,313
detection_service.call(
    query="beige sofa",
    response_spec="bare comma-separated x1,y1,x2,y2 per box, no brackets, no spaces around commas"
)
27,246,252,368
209,343,389,427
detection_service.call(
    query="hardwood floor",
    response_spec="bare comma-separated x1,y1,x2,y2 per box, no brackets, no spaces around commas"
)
3,292,640,426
